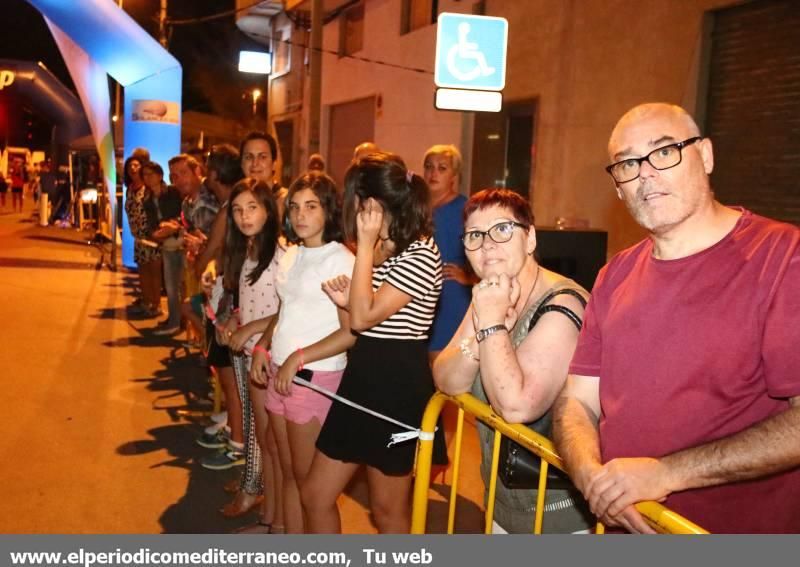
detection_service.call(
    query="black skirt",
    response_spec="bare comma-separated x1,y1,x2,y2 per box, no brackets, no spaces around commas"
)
205,319,231,368
316,335,448,475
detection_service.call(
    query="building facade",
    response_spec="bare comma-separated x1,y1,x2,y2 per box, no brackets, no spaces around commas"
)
240,0,799,255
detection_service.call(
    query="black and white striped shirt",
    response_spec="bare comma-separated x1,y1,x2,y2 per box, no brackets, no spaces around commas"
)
362,237,443,340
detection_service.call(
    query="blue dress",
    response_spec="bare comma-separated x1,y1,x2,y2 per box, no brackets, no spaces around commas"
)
429,194,472,351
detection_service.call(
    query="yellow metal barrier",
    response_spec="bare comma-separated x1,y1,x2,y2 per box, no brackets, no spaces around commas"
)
411,392,708,535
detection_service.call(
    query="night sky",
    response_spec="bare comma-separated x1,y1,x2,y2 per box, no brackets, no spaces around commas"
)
1,0,267,147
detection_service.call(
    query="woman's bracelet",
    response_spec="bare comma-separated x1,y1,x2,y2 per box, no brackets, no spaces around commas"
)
252,344,269,357
459,337,479,362
296,347,305,371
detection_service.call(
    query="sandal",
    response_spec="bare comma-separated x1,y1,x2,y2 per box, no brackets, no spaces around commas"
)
219,492,263,518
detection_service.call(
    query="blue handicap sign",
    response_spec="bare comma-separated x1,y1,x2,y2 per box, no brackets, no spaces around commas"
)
434,12,508,91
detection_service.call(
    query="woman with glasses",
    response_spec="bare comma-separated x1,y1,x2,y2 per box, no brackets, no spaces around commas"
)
433,188,593,533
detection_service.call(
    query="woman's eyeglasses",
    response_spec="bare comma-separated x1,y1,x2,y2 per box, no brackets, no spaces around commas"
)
462,221,529,251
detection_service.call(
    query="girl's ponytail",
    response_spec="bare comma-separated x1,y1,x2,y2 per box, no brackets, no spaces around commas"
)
389,169,433,253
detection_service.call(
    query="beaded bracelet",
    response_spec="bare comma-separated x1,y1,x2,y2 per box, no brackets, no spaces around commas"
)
459,337,479,362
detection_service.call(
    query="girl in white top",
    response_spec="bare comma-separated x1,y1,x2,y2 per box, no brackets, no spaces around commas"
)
250,172,355,534
217,178,284,530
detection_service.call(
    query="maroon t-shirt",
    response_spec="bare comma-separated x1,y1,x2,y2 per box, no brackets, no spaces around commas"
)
570,209,800,533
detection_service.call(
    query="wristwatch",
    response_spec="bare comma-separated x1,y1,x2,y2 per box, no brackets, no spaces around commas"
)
475,324,508,343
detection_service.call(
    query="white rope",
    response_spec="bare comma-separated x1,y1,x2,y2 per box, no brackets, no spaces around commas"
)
292,376,437,447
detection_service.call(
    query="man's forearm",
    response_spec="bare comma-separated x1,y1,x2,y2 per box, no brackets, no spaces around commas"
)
553,394,603,492
663,403,800,492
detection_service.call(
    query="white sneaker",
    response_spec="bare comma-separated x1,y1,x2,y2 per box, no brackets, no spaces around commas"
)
205,419,228,436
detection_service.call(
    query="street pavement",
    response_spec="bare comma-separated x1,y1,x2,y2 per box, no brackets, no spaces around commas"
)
0,201,483,534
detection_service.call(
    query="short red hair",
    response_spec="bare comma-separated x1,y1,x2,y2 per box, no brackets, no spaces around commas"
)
463,188,534,227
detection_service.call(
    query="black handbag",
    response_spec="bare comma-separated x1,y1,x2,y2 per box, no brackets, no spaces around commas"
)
497,288,587,490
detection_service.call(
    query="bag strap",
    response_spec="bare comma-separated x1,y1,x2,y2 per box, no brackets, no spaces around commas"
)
527,288,587,333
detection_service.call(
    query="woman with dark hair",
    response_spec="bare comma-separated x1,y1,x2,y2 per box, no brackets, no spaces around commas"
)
433,188,593,533
239,131,287,221
301,152,447,534
216,178,284,530
124,155,159,315
248,170,355,533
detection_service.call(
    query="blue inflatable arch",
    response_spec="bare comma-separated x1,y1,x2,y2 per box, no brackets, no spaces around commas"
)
27,0,182,268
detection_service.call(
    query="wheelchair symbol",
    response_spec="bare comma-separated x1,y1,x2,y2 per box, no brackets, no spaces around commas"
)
446,22,496,82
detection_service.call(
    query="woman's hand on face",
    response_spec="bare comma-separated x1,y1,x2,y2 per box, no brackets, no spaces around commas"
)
356,198,384,246
471,273,520,330
250,349,270,386
322,275,351,309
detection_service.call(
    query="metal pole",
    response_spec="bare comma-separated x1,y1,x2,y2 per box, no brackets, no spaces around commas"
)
308,0,322,155
111,0,123,267
159,0,168,48
68,151,74,204
116,0,124,121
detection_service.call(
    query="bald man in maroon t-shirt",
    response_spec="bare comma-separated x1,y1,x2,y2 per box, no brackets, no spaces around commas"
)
553,103,800,534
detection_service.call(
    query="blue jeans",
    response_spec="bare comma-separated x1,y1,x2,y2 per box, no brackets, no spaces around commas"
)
162,249,184,327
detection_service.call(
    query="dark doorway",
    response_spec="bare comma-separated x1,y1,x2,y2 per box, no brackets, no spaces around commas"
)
470,99,536,197
274,118,295,188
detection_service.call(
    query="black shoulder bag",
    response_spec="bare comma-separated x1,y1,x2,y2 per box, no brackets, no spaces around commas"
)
497,288,587,490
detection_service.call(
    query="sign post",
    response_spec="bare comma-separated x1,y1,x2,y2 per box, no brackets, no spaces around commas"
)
434,12,508,112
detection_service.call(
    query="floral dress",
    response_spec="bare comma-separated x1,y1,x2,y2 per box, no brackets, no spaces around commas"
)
126,186,161,265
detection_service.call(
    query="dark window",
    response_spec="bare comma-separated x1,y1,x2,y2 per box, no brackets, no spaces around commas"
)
340,3,364,56
703,0,800,224
401,0,438,35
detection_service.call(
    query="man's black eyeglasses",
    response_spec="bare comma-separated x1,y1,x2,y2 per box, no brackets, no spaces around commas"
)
605,137,702,184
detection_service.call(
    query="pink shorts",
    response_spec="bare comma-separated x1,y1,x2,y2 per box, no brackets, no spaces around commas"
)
265,361,344,425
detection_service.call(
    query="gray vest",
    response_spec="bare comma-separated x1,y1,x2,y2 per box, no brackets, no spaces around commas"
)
470,277,593,533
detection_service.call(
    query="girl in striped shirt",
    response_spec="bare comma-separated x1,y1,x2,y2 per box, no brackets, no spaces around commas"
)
302,152,448,533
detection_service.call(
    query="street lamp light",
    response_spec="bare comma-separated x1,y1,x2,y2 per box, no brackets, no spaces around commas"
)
238,51,271,74
251,88,262,116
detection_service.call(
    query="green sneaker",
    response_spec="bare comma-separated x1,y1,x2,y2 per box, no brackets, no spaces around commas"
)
200,448,245,470
196,427,230,449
